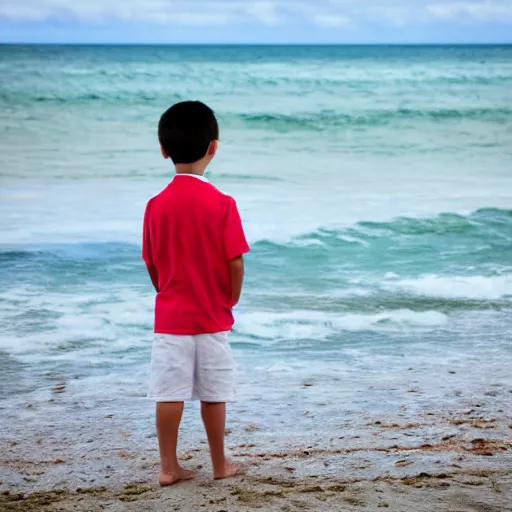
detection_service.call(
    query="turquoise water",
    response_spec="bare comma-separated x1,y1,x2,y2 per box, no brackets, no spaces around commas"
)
1,45,511,440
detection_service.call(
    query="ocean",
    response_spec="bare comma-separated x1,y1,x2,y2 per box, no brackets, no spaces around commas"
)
0,45,511,447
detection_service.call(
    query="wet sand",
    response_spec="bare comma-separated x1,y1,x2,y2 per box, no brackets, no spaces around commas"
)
2,397,511,511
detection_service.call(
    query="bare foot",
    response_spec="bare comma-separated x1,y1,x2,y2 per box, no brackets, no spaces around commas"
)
159,467,196,487
214,461,242,480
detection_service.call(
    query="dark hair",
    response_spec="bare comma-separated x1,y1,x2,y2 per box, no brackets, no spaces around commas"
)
158,101,219,164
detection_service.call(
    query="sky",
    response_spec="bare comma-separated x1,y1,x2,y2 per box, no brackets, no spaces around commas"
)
1,0,512,44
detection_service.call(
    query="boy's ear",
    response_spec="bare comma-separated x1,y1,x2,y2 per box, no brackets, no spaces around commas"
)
208,140,219,158
160,145,169,159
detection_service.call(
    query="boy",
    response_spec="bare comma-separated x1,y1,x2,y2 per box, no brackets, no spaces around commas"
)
142,101,250,486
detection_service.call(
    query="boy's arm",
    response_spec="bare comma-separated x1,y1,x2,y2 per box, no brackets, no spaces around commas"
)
146,264,160,293
142,199,159,292
228,256,244,306
223,196,250,306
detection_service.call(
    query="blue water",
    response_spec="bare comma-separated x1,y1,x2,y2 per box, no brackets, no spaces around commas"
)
1,45,511,442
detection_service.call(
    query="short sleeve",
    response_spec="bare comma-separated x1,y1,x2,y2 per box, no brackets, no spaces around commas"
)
142,199,153,266
222,196,250,261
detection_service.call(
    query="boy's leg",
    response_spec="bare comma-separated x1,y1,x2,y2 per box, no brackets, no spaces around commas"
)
156,402,195,485
201,402,239,479
148,334,196,486
195,332,239,479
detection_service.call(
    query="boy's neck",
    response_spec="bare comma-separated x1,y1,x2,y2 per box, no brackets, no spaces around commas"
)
175,162,207,177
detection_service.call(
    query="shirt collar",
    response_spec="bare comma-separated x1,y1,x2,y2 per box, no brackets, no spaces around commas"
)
173,173,209,183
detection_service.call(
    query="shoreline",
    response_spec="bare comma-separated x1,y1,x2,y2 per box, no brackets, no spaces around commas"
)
2,400,511,511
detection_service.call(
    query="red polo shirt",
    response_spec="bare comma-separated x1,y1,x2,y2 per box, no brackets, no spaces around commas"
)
142,174,250,335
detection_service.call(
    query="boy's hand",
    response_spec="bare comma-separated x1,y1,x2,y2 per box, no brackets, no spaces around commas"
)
228,256,244,306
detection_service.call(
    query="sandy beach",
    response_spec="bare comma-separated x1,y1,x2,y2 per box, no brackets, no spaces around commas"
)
2,391,511,512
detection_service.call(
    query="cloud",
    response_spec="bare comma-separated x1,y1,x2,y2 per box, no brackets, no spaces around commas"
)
427,1,512,22
313,14,352,28
245,2,279,24
368,6,412,26
1,0,512,26
0,1,269,24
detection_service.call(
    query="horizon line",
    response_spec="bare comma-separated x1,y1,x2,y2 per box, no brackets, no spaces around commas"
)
2,41,512,46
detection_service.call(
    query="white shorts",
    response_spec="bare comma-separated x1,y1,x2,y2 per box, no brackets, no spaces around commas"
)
148,331,235,403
